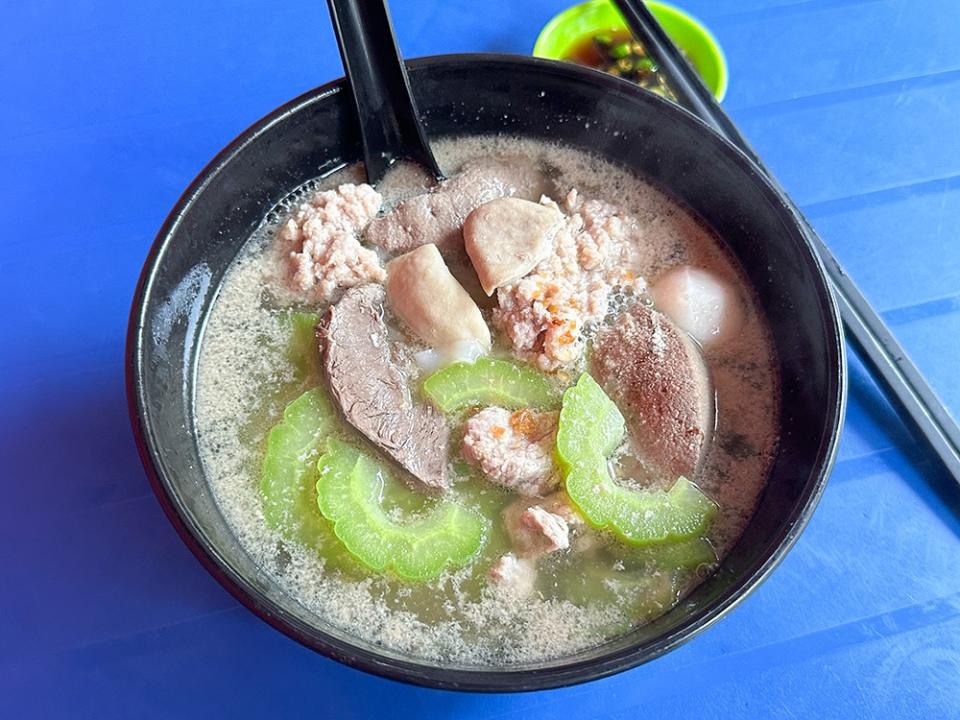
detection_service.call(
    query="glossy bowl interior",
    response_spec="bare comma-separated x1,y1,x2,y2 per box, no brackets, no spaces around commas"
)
127,54,844,692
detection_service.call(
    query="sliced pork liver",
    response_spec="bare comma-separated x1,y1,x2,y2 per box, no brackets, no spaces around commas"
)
365,158,546,260
318,284,450,492
591,303,714,480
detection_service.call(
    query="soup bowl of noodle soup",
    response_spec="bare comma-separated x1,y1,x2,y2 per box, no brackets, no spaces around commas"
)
127,55,844,691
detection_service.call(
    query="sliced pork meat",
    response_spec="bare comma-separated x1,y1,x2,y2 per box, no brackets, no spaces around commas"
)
386,244,491,351
461,407,559,496
537,491,585,529
591,302,714,480
318,284,450,492
464,197,562,296
279,183,384,300
493,190,647,371
534,491,601,554
502,500,570,558
365,158,546,261
488,553,537,599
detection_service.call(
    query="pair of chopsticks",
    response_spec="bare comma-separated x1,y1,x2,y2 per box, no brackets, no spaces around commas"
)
613,0,960,488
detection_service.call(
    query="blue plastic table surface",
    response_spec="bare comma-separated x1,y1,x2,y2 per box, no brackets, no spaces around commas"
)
2,0,959,717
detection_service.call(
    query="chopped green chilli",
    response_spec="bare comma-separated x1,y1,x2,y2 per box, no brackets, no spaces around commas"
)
260,388,337,547
422,356,561,413
562,31,681,99
556,374,717,545
316,438,488,580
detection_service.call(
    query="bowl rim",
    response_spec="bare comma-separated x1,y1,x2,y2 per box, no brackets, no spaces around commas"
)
126,52,845,693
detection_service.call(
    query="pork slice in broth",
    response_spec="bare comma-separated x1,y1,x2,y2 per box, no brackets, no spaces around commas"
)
591,303,714,481
365,158,548,261
502,499,570,558
318,284,451,492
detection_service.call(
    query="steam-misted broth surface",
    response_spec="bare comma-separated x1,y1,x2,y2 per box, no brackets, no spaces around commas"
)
195,135,779,665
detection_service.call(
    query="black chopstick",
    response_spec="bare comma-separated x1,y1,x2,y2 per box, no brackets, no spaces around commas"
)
613,0,960,487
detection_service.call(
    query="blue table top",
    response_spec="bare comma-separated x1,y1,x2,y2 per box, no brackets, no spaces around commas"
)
3,1,960,717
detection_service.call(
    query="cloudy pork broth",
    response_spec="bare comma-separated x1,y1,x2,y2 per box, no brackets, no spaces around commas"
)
195,135,779,665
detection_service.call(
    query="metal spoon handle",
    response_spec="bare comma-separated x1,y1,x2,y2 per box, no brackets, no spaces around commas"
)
326,0,443,183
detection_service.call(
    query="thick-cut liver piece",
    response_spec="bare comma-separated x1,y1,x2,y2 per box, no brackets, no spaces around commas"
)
318,284,450,492
365,158,546,260
591,303,714,480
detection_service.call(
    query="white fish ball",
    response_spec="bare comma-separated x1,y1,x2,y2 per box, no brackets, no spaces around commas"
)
650,266,743,348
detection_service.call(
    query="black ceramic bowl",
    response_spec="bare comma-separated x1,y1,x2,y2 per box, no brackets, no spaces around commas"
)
127,55,845,692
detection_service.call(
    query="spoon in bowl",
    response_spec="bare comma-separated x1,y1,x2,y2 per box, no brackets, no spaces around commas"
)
326,0,444,183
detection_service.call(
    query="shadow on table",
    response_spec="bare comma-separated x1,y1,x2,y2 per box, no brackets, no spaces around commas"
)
1,361,235,662
0,361,596,718
844,351,960,537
